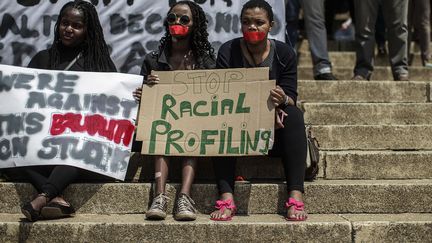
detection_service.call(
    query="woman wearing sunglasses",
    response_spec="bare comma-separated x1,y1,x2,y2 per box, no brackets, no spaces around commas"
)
133,1,215,221
210,0,308,221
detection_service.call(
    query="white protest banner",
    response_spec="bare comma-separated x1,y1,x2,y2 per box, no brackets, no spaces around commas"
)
0,0,286,73
0,64,142,180
136,68,275,156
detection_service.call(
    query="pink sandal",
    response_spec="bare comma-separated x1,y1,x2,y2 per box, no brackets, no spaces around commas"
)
285,198,307,221
210,199,236,221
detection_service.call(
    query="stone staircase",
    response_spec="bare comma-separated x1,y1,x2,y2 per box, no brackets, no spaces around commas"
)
1,40,432,242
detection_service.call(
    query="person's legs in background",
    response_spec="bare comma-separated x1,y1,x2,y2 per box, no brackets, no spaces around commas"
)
411,0,431,67
301,0,338,80
285,0,301,48
382,0,409,80
353,0,380,80
375,5,387,56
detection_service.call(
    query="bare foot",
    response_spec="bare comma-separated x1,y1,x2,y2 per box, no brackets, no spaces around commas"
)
30,194,49,211
49,196,70,206
210,193,235,221
210,207,234,220
286,190,308,221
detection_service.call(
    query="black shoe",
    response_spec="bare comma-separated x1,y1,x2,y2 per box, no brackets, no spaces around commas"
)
40,201,76,219
314,73,338,80
21,202,41,222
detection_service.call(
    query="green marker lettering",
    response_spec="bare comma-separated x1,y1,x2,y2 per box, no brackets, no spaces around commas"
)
221,99,234,115
226,127,239,154
235,93,250,113
161,94,179,120
218,129,226,154
200,130,218,155
246,130,260,154
149,120,171,154
193,101,209,116
180,101,192,118
166,129,184,154
259,130,272,154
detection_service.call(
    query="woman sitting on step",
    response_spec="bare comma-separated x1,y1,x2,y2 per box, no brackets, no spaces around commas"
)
133,1,215,221
210,0,308,221
21,0,117,222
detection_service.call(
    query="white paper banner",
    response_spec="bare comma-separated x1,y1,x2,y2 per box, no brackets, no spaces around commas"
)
0,64,142,180
0,0,286,74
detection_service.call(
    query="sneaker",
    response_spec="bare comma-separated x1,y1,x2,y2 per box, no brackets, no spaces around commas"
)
425,62,432,68
174,193,197,221
146,193,169,220
394,73,409,81
314,72,338,80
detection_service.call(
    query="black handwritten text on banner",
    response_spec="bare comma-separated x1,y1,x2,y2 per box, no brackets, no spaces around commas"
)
0,64,142,180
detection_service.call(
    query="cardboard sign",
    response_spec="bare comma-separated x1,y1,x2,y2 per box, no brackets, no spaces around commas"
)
136,68,275,156
0,64,142,180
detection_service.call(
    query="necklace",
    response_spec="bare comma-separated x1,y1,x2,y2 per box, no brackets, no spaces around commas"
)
183,50,195,70
244,40,267,67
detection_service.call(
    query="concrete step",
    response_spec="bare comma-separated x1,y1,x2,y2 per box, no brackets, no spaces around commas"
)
0,214,351,243
86,149,432,182
298,66,432,81
1,180,431,214
325,151,432,180
5,149,429,184
346,213,432,243
89,149,432,181
303,103,432,125
314,125,432,150
297,80,428,103
1,213,431,243
298,51,426,67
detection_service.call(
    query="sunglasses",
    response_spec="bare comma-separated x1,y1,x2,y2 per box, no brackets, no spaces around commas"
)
166,13,191,25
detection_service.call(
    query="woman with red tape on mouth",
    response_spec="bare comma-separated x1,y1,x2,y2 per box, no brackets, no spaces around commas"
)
210,0,308,222
133,0,215,221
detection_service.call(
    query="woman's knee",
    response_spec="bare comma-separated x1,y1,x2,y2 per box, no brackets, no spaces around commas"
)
283,106,305,128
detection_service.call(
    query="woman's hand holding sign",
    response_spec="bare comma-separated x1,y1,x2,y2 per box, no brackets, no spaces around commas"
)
133,74,160,102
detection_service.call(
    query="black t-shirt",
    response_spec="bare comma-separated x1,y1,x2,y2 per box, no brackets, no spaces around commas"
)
139,47,216,79
28,45,117,72
216,37,298,103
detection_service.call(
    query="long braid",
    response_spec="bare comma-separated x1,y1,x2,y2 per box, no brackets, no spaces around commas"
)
50,0,115,72
160,1,215,67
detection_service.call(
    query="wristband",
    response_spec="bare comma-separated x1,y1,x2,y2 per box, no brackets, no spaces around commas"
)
283,95,289,106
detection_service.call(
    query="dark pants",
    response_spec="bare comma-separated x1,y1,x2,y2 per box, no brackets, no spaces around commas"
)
353,0,409,79
213,106,307,195
23,165,79,200
408,0,431,63
375,5,387,47
286,0,301,47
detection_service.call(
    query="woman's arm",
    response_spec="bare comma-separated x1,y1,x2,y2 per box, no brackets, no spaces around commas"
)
276,42,298,106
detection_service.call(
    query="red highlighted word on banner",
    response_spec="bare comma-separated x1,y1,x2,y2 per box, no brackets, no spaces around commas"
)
50,113,135,146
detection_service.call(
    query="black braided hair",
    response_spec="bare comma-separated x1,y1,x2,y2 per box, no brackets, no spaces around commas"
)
241,0,274,22
159,1,215,67
50,0,116,72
